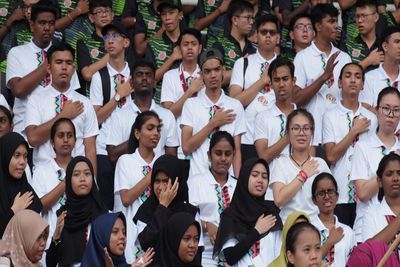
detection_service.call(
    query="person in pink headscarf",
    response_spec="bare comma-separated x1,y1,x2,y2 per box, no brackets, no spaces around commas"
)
347,240,400,267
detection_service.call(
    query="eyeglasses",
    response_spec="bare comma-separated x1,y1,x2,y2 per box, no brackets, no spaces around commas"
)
355,13,375,21
236,15,255,22
92,8,113,16
103,32,125,41
294,24,313,31
290,125,313,134
314,189,338,198
378,106,400,117
259,29,278,36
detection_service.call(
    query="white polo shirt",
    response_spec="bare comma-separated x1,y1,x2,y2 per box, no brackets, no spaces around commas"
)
294,42,351,144
0,94,9,110
270,155,331,222
362,197,397,242
188,169,237,266
350,133,400,242
114,150,159,264
106,99,179,156
181,88,247,176
6,41,80,135
90,62,131,155
25,86,99,166
30,159,65,249
311,215,356,267
322,102,377,204
160,63,201,159
230,51,277,145
360,63,400,107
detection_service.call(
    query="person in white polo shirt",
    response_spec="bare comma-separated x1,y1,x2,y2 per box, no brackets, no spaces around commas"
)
181,48,246,177
229,14,280,162
24,42,98,171
323,62,377,227
361,26,400,108
293,4,351,145
350,87,400,243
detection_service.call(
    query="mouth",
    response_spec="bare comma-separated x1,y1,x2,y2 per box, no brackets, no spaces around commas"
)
391,184,400,190
78,184,88,190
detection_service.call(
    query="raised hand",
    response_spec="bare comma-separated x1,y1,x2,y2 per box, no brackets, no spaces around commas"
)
11,191,33,214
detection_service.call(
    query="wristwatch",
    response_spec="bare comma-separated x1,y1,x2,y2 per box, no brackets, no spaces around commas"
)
114,93,121,102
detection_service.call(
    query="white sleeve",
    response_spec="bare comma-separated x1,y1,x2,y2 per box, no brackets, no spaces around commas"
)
254,112,268,142
30,166,48,198
0,94,10,110
163,111,179,147
318,158,332,174
229,57,245,88
233,104,247,136
188,177,201,206
160,71,177,103
293,54,307,88
89,72,104,106
83,101,99,138
322,112,335,144
361,207,379,242
359,75,374,106
24,94,42,128
6,47,23,84
270,157,288,185
180,99,194,128
349,143,369,181
106,112,124,146
114,156,134,192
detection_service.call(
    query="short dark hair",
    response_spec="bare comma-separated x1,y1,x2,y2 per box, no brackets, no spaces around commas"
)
47,42,75,62
227,0,254,23
31,0,57,22
177,28,202,46
131,59,156,76
50,118,76,142
255,14,279,32
382,25,400,44
268,57,295,80
90,0,112,13
339,62,365,81
289,13,312,31
355,0,377,11
310,4,339,30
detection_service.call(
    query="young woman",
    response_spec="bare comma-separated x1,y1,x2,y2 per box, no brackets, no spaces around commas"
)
152,212,202,267
0,210,49,266
214,158,283,266
0,132,42,236
31,118,76,247
81,212,155,267
0,105,12,139
285,222,323,267
350,87,400,242
188,131,237,266
114,111,162,263
311,173,356,266
46,156,107,266
270,108,331,222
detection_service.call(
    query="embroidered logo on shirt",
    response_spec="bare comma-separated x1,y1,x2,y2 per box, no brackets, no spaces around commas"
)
257,95,268,106
90,48,99,58
228,50,236,59
0,8,8,17
158,51,167,61
148,20,157,30
64,0,72,8
326,93,336,104
248,240,260,258
351,49,361,58
208,0,216,6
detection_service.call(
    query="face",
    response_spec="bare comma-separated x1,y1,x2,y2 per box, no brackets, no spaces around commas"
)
271,65,296,103
208,139,235,176
153,170,171,200
233,10,254,35
51,122,76,156
316,15,338,42
312,177,338,215
339,64,363,96
27,227,48,263
104,29,129,57
134,117,161,149
379,160,400,199
9,144,28,179
132,66,156,96
109,218,127,256
257,22,280,52
290,17,314,47
71,161,93,196
48,50,75,87
287,229,322,267
202,59,223,91
0,110,12,138
178,224,199,264
383,33,400,62
248,163,269,198
288,114,313,151
30,12,55,46
179,34,202,62
160,7,182,32
377,93,400,134
23,0,40,21
355,6,378,35
89,6,114,29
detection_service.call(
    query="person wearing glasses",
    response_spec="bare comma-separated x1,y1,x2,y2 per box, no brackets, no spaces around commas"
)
229,14,279,162
310,172,356,267
270,108,330,223
350,87,400,243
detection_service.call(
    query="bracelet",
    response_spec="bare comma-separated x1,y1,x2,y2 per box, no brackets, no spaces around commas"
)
298,170,308,182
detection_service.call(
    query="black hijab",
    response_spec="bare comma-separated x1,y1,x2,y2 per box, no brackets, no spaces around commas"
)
133,154,197,224
152,212,202,267
0,132,42,236
213,158,282,257
56,156,107,265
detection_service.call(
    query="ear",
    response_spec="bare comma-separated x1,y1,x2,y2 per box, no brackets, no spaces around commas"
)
179,11,183,20
124,38,130,48
88,13,95,24
29,20,34,32
287,250,295,265
47,62,51,75
382,42,388,53
315,22,322,33
134,128,140,140
289,30,294,41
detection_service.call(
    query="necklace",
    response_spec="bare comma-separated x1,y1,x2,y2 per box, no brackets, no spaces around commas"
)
290,154,311,168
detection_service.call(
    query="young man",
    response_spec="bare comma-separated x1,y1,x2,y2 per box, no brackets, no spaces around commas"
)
229,14,279,161
323,63,376,227
293,3,351,145
24,43,98,170
361,26,400,108
6,1,79,136
181,48,246,177
106,60,179,163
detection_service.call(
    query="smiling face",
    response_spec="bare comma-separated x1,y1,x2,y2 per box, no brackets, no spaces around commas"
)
9,144,28,179
109,217,127,256
248,163,269,198
178,224,199,264
27,226,48,263
71,161,93,196
379,160,400,199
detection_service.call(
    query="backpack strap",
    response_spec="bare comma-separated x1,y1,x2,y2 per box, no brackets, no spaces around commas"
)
99,67,111,106
242,57,248,91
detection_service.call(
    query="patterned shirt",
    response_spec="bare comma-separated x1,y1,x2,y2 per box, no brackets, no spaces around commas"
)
344,34,380,73
279,0,303,49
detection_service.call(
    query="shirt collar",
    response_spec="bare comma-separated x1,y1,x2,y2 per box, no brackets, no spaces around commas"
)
199,88,226,107
255,49,277,64
107,62,130,78
313,215,340,232
205,169,236,188
179,63,201,78
368,132,399,149
129,99,157,113
337,101,363,116
48,84,74,97
377,63,400,82
309,41,339,58
29,40,52,53
381,197,397,216
270,103,297,117
133,149,158,166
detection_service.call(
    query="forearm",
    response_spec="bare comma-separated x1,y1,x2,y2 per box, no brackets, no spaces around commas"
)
55,9,81,31
273,178,304,207
359,57,371,70
155,57,177,82
230,79,265,107
371,218,400,243
232,136,241,177
41,182,65,212
325,131,358,165
337,0,357,10
223,229,260,265
182,123,215,155
166,90,196,118
355,178,379,203
84,139,97,176
95,100,118,125
26,116,62,147
281,3,309,26
321,240,335,259
256,138,288,163
10,65,48,98
194,9,221,30
293,76,327,106
81,55,109,82
120,175,150,207
107,142,129,163
164,146,177,156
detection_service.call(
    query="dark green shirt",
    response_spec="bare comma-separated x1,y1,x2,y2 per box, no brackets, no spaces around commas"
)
344,34,380,72
280,47,297,63
279,0,303,49
135,3,161,39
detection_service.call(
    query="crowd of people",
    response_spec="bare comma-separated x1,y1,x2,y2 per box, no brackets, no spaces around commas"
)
0,0,400,266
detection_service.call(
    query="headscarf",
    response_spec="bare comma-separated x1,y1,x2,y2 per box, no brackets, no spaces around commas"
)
0,132,42,236
133,154,197,224
213,158,282,257
0,209,49,267
347,240,400,267
81,212,129,267
56,156,107,265
152,212,202,267
268,211,311,267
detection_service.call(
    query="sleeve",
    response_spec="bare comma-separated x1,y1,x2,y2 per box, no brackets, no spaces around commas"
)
194,0,205,19
114,156,132,192
361,207,379,242
24,94,42,128
254,112,268,142
160,71,177,104
106,112,124,146
180,99,194,128
359,74,374,106
45,239,61,267
229,57,245,88
30,166,48,198
322,112,335,144
270,157,288,185
83,102,99,138
89,72,104,106
138,205,172,250
349,143,369,182
164,111,179,147
279,0,293,12
233,104,247,136
293,53,307,88
77,39,92,73
0,94,10,110
318,159,332,174
222,229,260,266
188,178,201,206
6,47,22,83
